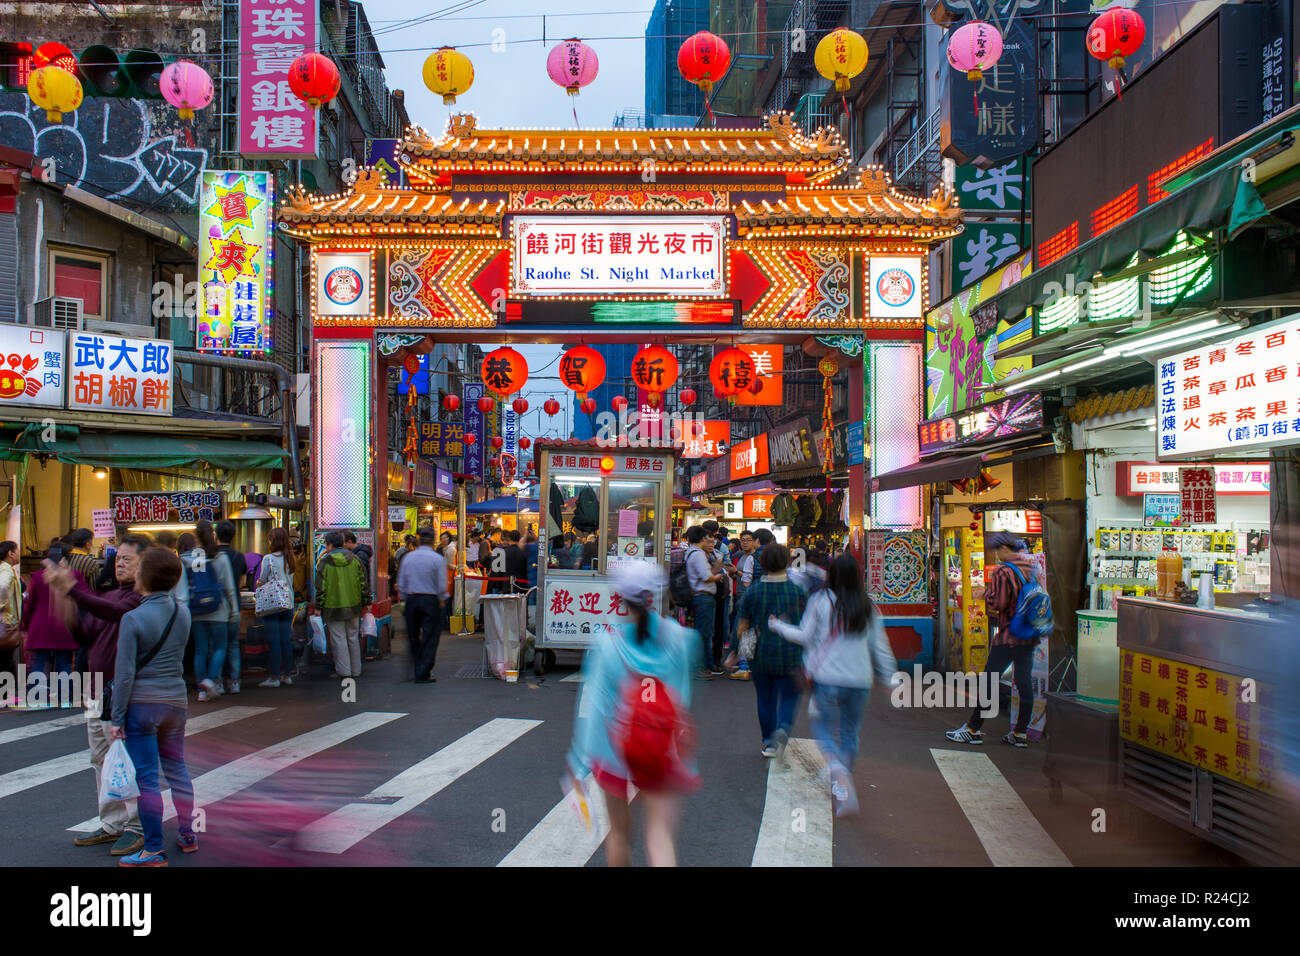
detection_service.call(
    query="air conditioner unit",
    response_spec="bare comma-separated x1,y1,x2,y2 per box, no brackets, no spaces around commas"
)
31,297,83,330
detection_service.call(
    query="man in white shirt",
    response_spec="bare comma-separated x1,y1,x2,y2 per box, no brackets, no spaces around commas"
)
685,525,726,677
394,529,448,683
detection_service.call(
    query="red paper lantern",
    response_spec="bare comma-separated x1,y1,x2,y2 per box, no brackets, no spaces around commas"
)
1086,8,1145,70
519,437,531,450
580,397,597,415
490,435,504,449
463,433,477,446
679,388,697,407
599,455,616,474
677,31,731,96
442,394,460,413
477,396,495,414
709,347,756,398
488,456,499,469
559,345,605,399
481,346,528,397
748,377,763,396
512,397,529,415
611,395,629,413
543,398,561,416
630,345,679,404
286,53,340,109
403,354,420,376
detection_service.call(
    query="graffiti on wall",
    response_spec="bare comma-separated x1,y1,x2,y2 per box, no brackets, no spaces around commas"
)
0,95,208,210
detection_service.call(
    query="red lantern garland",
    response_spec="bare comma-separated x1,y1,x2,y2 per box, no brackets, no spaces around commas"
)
490,436,504,450
512,397,529,415
679,388,697,407
477,396,495,414
442,394,460,413
580,397,598,415
286,53,340,109
463,432,477,446
543,398,561,416
611,395,629,413
677,31,731,123
519,437,531,450
559,345,606,400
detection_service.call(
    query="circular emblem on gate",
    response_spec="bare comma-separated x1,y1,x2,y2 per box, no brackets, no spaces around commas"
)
876,267,915,307
323,266,364,306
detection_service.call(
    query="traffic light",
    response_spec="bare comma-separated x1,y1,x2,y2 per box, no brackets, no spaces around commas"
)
78,45,169,97
0,42,171,96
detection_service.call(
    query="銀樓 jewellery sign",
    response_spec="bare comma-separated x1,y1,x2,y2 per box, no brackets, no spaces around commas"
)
512,216,727,297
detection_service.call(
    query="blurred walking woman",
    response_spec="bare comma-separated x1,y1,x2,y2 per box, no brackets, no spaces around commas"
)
768,552,897,817
176,521,237,702
110,547,197,866
256,527,296,687
566,564,699,866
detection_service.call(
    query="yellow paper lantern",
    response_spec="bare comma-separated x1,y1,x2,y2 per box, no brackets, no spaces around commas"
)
28,65,83,123
423,47,474,105
815,28,869,92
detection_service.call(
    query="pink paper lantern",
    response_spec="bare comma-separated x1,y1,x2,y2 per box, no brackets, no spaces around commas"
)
547,38,598,95
946,21,1003,81
160,60,214,120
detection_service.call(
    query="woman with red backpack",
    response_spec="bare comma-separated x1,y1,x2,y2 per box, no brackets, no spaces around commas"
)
565,564,701,866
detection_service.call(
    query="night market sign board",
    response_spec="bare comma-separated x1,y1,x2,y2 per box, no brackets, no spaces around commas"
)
1155,315,1300,459
919,392,1045,457
198,170,273,353
511,216,727,297
0,326,173,416
111,491,226,525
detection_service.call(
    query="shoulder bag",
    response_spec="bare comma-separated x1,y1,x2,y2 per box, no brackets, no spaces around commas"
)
255,554,294,617
99,601,179,720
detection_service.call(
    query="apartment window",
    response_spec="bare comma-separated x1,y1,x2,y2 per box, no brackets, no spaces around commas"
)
49,247,110,321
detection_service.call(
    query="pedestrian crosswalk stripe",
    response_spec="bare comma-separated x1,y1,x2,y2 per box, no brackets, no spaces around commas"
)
930,748,1072,867
0,706,271,802
498,773,633,867
68,711,404,832
0,714,86,746
751,738,833,867
292,718,542,854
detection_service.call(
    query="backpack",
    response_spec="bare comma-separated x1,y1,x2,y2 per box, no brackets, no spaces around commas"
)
572,486,600,534
669,555,693,608
615,673,696,790
1005,562,1053,642
186,554,224,616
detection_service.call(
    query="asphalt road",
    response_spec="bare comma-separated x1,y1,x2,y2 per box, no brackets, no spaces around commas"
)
0,625,1242,868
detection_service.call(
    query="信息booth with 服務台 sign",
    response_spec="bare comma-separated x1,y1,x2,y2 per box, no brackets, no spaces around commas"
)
532,440,676,676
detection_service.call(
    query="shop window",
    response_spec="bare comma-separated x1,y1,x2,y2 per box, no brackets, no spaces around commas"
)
605,479,658,569
49,248,110,321
549,475,603,571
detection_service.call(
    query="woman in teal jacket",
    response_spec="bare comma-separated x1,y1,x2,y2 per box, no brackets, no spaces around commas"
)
566,564,700,867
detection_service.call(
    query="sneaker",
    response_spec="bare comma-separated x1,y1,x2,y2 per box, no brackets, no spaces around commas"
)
73,827,118,847
196,689,209,703
280,676,293,686
761,742,778,758
772,728,789,758
198,678,218,697
118,849,167,868
831,772,860,817
110,831,145,856
258,679,281,688
710,666,725,676
727,667,751,681
696,669,717,680
176,831,198,854
944,724,984,745
1003,731,1029,749
226,681,241,695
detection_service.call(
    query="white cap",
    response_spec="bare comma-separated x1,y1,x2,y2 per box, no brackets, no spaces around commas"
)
609,562,667,609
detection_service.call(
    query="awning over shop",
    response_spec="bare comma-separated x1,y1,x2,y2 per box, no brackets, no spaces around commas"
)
466,495,539,515
870,452,985,493
990,117,1300,323
5,428,287,470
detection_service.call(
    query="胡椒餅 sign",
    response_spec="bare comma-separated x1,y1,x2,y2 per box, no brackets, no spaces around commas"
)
919,392,1045,457
112,491,225,525
1156,316,1300,458
198,171,273,353
512,216,727,297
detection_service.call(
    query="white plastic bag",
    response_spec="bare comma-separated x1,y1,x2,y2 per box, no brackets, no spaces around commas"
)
309,614,327,654
100,738,139,804
360,611,377,637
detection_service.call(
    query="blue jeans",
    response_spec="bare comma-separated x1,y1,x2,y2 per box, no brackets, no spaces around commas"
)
192,620,226,685
28,650,74,704
810,684,870,772
123,702,194,854
753,671,800,743
263,610,294,679
224,619,241,684
691,593,716,669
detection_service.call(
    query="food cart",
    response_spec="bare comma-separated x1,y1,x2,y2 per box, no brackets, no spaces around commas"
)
533,439,677,675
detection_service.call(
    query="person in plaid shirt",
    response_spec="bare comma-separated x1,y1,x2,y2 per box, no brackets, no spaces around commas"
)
736,543,807,759
946,532,1044,748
